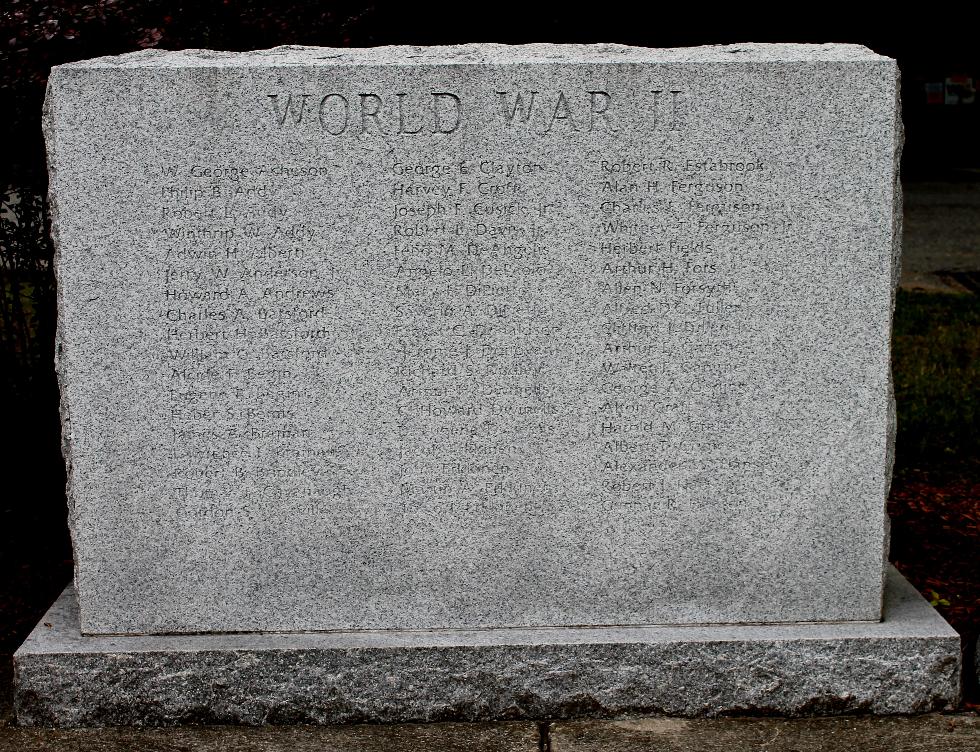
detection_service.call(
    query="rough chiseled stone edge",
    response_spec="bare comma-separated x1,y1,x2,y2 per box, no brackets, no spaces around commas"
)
51,42,890,70
881,57,905,617
13,567,960,728
43,59,85,625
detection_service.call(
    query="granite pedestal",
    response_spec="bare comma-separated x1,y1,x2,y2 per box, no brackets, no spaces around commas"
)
14,566,960,727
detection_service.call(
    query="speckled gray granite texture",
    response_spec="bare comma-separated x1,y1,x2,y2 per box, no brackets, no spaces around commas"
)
13,567,960,727
46,43,904,634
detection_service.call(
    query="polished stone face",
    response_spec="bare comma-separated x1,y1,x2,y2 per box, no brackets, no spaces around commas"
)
47,43,901,634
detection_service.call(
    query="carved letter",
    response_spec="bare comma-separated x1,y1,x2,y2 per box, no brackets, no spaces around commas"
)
650,89,686,130
318,94,349,135
359,93,385,134
669,90,686,130
496,91,537,124
432,93,461,134
543,91,577,133
268,94,310,126
650,90,662,129
396,93,424,134
588,91,615,132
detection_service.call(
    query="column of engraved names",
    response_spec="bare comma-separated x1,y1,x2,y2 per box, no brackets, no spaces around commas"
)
154,162,338,512
389,157,564,511
593,155,775,504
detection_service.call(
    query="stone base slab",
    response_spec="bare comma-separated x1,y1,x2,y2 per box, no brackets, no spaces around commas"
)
14,566,961,727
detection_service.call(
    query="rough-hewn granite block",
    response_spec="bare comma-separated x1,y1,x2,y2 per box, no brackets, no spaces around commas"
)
47,43,902,633
13,567,960,727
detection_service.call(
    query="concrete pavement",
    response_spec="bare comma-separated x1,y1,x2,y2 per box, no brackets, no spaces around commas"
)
901,179,980,292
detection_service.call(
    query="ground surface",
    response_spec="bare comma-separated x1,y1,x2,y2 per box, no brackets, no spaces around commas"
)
0,705,978,751
890,465,980,691
901,180,980,293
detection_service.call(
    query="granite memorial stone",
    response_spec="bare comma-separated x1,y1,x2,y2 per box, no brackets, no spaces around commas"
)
47,43,901,634
16,43,961,724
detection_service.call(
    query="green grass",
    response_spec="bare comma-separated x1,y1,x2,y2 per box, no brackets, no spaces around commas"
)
892,290,980,472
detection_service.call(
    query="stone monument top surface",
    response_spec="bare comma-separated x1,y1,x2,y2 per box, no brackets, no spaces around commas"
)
55,42,891,68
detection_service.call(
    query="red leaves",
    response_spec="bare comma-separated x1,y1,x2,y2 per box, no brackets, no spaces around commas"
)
889,466,980,637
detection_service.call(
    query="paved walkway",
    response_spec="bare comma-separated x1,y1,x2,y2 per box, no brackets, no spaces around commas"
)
902,180,980,292
0,715,978,751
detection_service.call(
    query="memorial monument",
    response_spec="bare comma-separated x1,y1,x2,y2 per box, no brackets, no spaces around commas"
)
15,43,960,726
